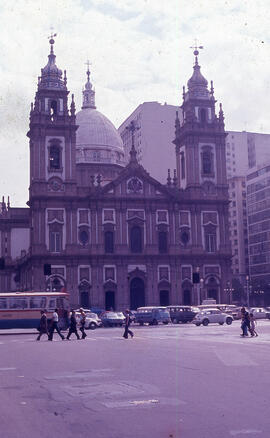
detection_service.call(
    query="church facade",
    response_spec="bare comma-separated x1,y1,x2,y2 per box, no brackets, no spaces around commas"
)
0,40,232,309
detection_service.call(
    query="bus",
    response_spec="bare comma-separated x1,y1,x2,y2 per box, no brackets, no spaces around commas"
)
0,292,69,329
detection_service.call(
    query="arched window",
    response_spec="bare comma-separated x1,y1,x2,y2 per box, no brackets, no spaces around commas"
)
202,150,212,175
200,108,207,123
49,145,61,170
180,152,185,179
79,229,89,247
130,226,142,253
50,100,57,116
158,231,167,253
105,231,114,253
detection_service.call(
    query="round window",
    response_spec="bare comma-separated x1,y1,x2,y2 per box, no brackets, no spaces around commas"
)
79,230,89,246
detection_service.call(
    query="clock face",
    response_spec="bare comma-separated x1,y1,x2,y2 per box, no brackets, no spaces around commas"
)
127,177,143,194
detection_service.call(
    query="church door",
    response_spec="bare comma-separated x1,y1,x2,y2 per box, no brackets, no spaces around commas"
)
160,290,169,306
183,289,191,305
105,291,115,311
130,278,145,310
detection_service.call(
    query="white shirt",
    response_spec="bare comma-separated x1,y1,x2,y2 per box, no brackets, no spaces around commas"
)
52,312,58,322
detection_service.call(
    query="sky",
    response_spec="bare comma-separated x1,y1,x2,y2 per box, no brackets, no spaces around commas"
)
0,0,269,206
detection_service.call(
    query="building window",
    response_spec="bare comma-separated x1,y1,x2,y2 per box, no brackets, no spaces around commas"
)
49,145,61,170
79,229,89,246
200,108,207,123
158,231,167,253
201,147,214,176
104,231,114,253
205,233,217,253
180,152,185,179
130,226,142,253
49,231,61,253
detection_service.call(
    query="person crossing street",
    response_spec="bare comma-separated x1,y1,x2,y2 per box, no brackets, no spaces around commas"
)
48,308,65,341
123,309,134,339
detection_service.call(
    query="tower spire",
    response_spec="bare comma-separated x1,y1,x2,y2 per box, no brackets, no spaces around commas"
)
82,60,96,109
39,31,66,90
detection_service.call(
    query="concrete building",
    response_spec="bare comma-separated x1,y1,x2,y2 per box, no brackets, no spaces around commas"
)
0,40,232,308
118,101,180,183
246,163,270,305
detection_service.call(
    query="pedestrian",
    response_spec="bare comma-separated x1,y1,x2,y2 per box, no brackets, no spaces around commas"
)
123,309,134,339
48,308,65,341
79,308,87,339
66,310,80,340
36,310,49,341
240,307,250,337
249,313,258,337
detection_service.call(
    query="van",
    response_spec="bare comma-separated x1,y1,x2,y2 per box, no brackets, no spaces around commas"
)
167,305,198,324
135,306,171,325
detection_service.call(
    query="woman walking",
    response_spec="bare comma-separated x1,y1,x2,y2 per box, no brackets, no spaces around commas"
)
79,308,87,339
66,310,80,340
36,310,49,341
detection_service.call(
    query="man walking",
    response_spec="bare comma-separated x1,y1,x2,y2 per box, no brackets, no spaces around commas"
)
48,308,65,341
79,308,87,339
123,309,134,339
66,310,80,340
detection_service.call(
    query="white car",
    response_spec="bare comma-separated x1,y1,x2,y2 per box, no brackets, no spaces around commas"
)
192,308,233,326
74,311,102,330
249,308,270,320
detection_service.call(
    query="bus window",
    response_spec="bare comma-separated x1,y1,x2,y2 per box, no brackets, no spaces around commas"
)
48,298,56,310
0,298,7,309
9,298,28,309
56,298,64,308
30,297,46,309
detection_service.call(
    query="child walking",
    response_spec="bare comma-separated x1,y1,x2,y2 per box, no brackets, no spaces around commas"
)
249,313,258,337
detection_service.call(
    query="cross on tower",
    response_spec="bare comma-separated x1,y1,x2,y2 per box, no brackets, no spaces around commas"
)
85,60,91,80
190,39,203,64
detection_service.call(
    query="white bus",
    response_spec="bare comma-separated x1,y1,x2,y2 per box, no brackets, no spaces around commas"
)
0,292,69,329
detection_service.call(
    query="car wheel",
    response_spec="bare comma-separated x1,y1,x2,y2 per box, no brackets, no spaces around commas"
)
195,323,201,326
89,322,97,330
219,322,224,325
226,318,233,325
153,319,158,325
163,321,169,325
202,319,209,326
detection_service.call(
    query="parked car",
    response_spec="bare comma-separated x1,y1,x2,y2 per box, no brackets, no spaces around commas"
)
129,310,137,323
74,311,102,330
100,311,126,327
192,308,233,326
167,305,198,324
135,307,171,325
249,307,270,319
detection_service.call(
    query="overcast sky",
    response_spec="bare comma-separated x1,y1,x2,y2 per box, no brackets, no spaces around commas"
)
0,0,269,206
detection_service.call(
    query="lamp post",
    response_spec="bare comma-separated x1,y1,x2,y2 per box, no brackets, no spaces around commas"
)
224,281,234,304
246,275,251,308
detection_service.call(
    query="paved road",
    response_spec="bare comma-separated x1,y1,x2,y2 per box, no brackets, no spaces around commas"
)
0,321,270,438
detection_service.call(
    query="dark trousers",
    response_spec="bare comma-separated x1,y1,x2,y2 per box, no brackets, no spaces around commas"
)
49,322,65,340
123,325,134,338
67,328,80,340
37,331,49,341
80,323,87,339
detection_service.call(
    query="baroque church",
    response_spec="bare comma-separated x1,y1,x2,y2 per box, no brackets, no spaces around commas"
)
0,38,231,309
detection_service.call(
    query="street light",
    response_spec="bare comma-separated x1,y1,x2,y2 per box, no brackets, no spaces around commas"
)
224,281,234,304
246,276,252,308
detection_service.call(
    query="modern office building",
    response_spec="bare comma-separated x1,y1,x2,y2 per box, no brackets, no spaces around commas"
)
246,163,270,305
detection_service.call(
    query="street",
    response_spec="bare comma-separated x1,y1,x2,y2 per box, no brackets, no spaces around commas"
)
0,321,270,438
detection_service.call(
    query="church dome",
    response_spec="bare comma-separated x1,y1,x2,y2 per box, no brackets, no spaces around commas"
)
75,67,125,166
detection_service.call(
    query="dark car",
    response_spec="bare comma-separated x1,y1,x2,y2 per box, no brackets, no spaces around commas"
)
167,305,199,324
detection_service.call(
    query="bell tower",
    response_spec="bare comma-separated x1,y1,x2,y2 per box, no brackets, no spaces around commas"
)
173,45,227,195
27,34,77,198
